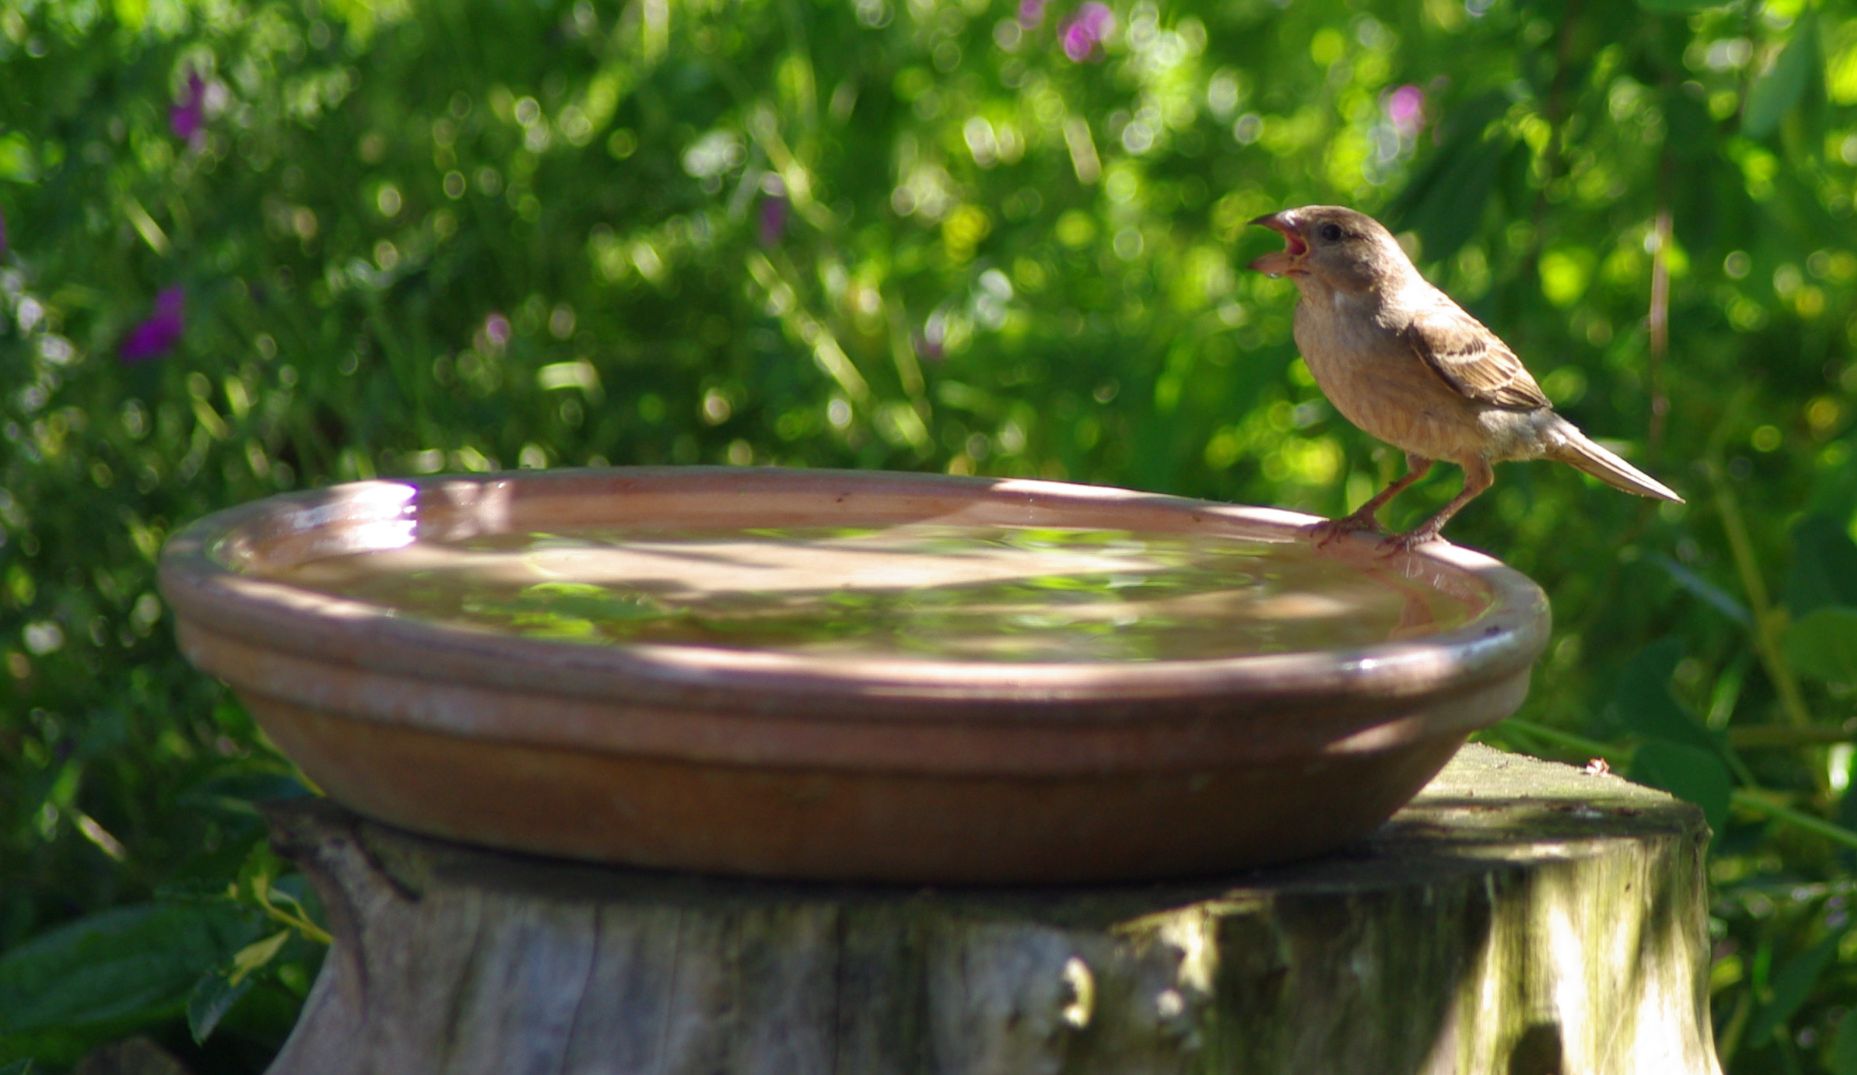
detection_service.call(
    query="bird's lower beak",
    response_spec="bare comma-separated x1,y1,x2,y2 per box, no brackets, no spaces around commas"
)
1247,211,1306,277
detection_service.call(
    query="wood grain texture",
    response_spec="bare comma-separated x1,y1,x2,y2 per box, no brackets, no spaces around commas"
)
263,745,1720,1075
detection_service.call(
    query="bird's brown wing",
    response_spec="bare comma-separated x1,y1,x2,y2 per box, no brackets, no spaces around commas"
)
1401,301,1552,411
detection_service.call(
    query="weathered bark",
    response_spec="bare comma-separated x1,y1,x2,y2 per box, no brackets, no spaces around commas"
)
264,745,1720,1074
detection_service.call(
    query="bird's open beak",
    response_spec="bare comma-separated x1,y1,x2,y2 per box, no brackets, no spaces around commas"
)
1248,211,1307,277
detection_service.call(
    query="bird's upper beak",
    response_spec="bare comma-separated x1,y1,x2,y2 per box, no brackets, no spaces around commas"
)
1247,211,1307,277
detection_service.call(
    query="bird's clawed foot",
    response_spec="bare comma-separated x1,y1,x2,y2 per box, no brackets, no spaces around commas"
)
1376,525,1445,555
1304,510,1382,548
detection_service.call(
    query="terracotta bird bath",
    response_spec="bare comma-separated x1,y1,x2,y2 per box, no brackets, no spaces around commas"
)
158,467,1551,883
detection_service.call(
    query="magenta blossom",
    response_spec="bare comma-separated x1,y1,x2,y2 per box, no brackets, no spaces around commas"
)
120,287,186,363
915,313,947,363
758,193,789,247
483,311,511,350
1019,0,1048,28
1060,3,1113,62
1386,84,1425,137
171,69,207,144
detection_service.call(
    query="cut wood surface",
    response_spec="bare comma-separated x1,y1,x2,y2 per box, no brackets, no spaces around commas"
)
264,744,1720,1074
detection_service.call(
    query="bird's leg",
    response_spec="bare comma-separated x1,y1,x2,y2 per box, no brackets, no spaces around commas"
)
1382,457,1493,553
1308,454,1433,547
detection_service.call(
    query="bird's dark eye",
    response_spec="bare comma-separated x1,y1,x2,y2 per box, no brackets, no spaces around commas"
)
1318,222,1345,242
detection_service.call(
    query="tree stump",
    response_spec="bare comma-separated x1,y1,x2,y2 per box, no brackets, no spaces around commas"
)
262,744,1720,1074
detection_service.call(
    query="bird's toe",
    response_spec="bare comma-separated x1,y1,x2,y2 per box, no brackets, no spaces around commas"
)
1304,512,1382,548
1377,527,1444,555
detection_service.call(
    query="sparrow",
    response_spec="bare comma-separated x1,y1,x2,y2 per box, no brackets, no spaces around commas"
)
1247,205,1681,550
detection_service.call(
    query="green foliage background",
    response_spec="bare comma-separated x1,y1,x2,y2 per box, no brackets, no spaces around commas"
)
4,0,1857,1070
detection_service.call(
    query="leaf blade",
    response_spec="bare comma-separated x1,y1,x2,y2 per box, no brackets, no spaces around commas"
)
1744,11,1821,138
1781,606,1857,688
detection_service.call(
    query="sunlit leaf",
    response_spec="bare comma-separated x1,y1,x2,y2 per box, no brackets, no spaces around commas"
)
0,133,36,184
1743,11,1822,138
1539,247,1596,308
229,931,291,986
1635,0,1734,10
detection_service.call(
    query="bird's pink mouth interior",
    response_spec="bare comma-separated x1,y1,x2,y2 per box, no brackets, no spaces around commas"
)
1247,214,1308,276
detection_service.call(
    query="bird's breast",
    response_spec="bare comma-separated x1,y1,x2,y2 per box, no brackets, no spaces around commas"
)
1291,296,1489,461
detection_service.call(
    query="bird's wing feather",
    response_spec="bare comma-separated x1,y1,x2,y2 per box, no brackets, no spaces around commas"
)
1401,299,1552,411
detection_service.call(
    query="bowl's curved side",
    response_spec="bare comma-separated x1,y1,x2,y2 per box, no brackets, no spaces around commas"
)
170,608,1535,881
158,467,1552,722
171,614,1535,774
157,467,1552,879
224,683,1492,883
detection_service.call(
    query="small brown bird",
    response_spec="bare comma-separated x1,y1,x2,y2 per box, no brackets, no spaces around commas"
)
1248,205,1681,550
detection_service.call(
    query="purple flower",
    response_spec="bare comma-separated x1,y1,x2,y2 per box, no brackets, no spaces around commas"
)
483,311,511,349
1060,3,1113,62
915,313,947,363
1019,0,1048,28
758,193,789,247
171,69,207,144
120,287,186,363
1386,84,1425,137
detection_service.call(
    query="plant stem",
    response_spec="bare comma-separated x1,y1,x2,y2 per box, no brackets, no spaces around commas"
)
258,894,332,946
1728,722,1857,748
1647,199,1672,457
1499,718,1612,758
1706,463,1826,792
1731,791,1857,853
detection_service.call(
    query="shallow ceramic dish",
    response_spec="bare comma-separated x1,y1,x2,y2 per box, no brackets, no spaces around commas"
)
158,467,1551,882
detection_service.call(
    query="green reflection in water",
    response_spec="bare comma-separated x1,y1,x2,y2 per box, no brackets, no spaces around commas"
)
267,525,1489,662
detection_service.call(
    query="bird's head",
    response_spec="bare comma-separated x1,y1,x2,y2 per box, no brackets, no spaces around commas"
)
1247,206,1416,296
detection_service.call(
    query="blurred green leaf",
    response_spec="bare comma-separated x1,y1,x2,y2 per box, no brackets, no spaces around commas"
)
229,930,292,986
1745,928,1843,1047
1631,741,1732,834
0,903,257,1037
1387,91,1511,264
1635,0,1734,10
1743,11,1821,139
184,970,252,1045
1780,606,1857,688
1663,85,1718,160
1783,515,1857,615
0,133,36,183
1840,769,1857,845
1607,639,1721,754
1832,1008,1857,1075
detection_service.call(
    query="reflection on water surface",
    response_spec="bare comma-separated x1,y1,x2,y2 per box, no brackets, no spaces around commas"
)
264,524,1490,663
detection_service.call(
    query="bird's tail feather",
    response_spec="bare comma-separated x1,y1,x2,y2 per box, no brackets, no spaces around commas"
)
1550,423,1683,503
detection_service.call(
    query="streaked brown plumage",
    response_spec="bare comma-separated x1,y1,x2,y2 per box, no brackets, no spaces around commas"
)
1247,205,1682,550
